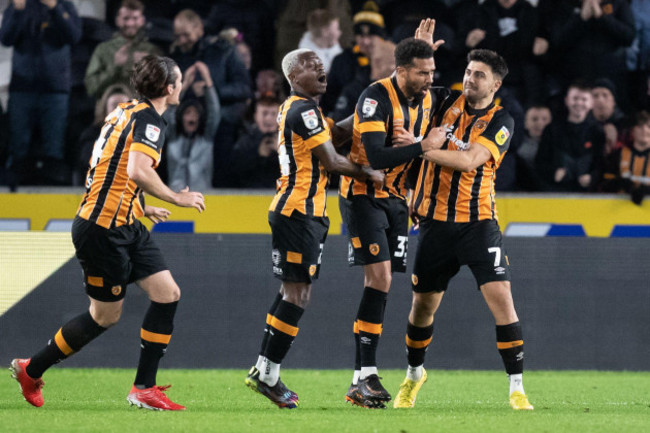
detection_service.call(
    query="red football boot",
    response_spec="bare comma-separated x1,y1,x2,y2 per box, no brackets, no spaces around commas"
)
10,358,45,407
127,384,186,411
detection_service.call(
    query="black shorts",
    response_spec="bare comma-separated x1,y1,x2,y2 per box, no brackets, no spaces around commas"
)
268,211,329,283
411,218,510,293
71,216,168,302
345,195,409,273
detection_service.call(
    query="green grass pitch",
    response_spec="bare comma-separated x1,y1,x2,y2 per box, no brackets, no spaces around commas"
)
2,369,649,433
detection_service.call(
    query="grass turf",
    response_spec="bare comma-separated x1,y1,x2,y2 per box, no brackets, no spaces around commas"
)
2,369,649,433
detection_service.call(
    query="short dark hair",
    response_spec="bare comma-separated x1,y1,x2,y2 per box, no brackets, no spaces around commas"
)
567,79,591,94
394,38,434,68
131,55,179,100
635,110,650,127
467,49,508,80
120,0,144,13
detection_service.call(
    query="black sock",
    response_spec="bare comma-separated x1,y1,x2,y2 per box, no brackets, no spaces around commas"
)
263,300,304,364
259,293,283,358
406,321,434,367
134,301,178,388
496,322,524,375
27,311,106,378
357,287,387,368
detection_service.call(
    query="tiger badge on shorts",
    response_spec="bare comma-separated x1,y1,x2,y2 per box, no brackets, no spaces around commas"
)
411,274,419,286
111,285,122,296
309,265,317,276
369,243,380,256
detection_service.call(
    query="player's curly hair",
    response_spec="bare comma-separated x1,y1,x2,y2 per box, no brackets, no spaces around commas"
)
467,49,509,80
131,55,179,100
394,38,434,68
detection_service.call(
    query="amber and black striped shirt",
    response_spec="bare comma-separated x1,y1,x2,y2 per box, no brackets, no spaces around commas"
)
77,100,166,229
619,145,650,187
269,93,331,217
412,90,514,222
340,76,440,201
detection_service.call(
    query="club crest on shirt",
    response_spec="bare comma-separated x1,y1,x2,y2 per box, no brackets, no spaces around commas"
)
145,124,160,142
474,119,488,131
301,110,319,130
362,98,378,118
495,126,510,146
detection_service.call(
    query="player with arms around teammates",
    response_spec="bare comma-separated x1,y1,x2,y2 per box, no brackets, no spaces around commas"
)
10,55,205,411
340,21,448,409
244,49,385,409
392,47,534,411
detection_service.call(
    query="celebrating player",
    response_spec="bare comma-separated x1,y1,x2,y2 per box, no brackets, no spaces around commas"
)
10,55,205,411
393,48,534,411
244,49,384,409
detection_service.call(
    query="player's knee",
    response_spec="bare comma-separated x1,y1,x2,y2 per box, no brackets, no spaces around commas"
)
91,308,122,328
412,293,436,316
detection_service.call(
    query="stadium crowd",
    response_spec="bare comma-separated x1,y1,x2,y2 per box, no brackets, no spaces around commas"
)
0,0,648,202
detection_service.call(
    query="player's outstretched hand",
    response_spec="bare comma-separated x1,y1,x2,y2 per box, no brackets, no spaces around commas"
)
175,187,205,213
408,190,420,230
145,205,171,223
392,127,416,147
415,18,445,51
421,127,446,152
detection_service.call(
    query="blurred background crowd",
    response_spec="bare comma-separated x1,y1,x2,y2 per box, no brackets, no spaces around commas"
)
0,0,648,203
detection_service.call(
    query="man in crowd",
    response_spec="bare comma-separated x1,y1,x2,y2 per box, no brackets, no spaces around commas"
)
85,0,160,99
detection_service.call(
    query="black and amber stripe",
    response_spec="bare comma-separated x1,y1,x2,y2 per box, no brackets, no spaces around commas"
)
141,329,172,345
77,101,158,229
414,93,506,222
269,95,330,217
620,146,650,187
341,76,433,201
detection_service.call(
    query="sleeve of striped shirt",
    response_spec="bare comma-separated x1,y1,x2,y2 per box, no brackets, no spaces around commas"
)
286,99,331,149
476,109,514,162
131,109,165,162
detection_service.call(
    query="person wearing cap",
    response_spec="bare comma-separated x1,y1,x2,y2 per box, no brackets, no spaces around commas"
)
320,5,386,115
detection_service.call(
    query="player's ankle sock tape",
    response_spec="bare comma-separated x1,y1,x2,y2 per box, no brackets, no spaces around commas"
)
260,293,283,356
496,321,524,375
264,300,304,364
135,301,178,388
27,311,106,378
406,321,434,367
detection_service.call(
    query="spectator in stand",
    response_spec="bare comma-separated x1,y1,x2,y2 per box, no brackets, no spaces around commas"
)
627,0,650,112
229,96,280,188
255,69,286,101
75,83,133,185
321,3,385,115
84,0,160,99
463,0,542,107
330,38,395,121
591,78,626,162
218,27,252,72
535,81,605,192
0,0,81,190
164,61,220,193
516,105,552,191
171,8,250,187
298,9,343,74
615,110,650,203
539,0,635,110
